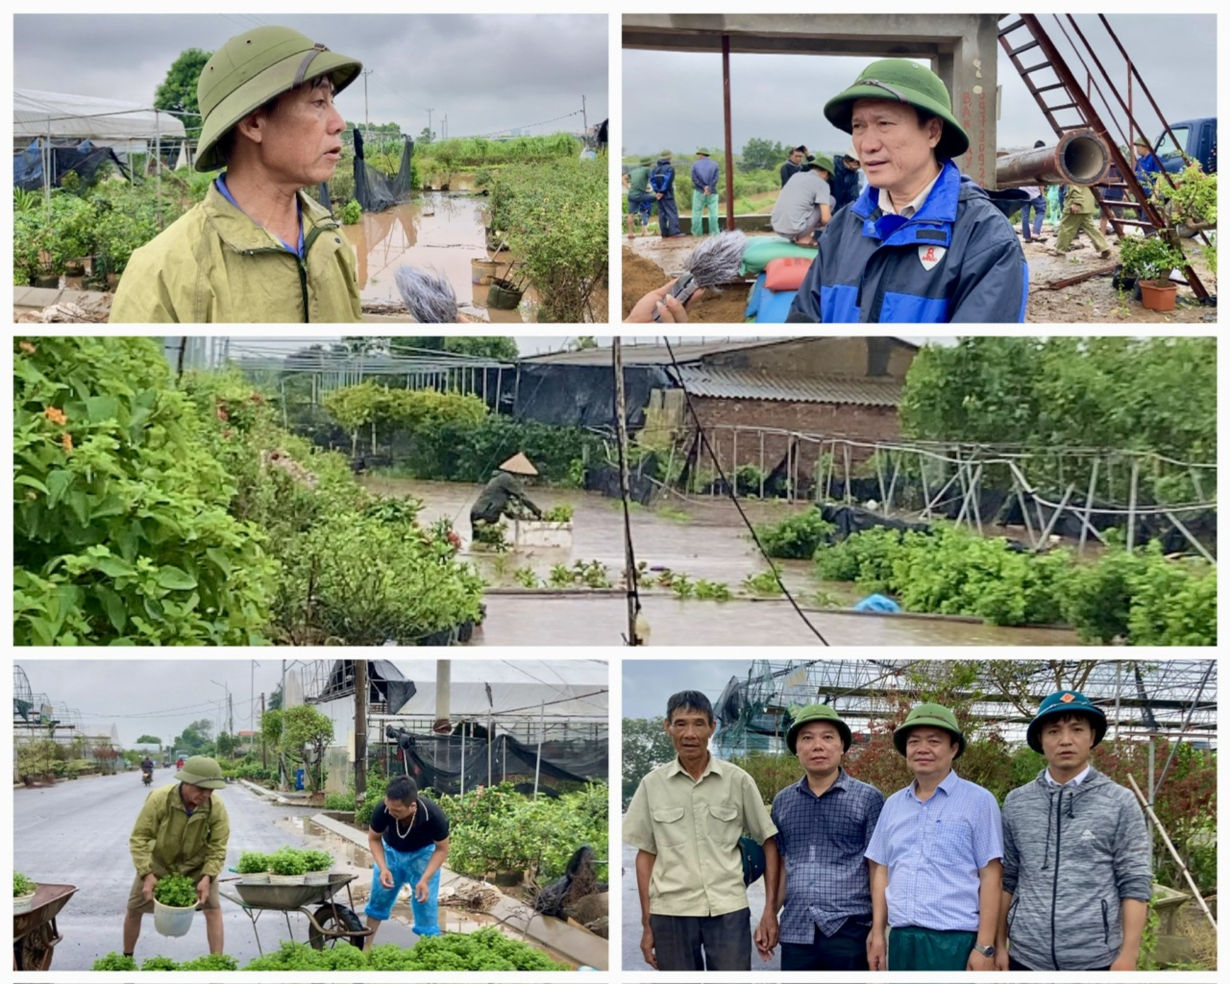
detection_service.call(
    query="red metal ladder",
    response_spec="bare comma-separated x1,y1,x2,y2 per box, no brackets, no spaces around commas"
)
998,14,1209,300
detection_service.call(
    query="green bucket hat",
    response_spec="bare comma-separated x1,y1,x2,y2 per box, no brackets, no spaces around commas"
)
658,149,673,160
787,704,852,753
824,58,970,161
893,703,965,759
174,755,226,789
1026,690,1107,754
639,157,653,167
195,25,363,172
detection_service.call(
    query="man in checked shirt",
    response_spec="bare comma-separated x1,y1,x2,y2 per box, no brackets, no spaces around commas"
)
757,704,885,970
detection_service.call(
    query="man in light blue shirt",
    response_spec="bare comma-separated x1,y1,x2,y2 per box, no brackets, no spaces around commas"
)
865,703,1002,972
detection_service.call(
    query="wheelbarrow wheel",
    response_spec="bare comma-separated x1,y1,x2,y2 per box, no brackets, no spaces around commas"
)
308,903,365,950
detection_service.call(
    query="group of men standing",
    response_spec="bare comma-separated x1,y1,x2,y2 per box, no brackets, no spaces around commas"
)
626,688,1150,973
624,149,724,239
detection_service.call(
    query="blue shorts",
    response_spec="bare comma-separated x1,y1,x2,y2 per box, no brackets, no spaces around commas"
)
364,841,442,937
629,193,653,220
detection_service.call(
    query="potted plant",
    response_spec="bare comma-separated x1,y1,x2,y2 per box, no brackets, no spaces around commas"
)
14,872,38,915
267,847,308,886
236,851,270,885
152,873,198,937
302,849,334,886
1119,235,1187,311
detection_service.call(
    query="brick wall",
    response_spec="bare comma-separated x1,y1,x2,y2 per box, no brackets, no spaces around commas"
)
687,396,901,484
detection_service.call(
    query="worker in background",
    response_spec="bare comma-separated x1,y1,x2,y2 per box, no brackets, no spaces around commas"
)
1051,182,1112,259
780,145,812,187
830,149,863,212
650,150,682,238
111,26,363,323
770,157,836,246
625,157,655,237
470,453,542,540
690,149,721,236
787,59,1027,322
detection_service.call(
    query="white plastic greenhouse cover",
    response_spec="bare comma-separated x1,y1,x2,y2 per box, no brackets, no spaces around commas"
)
388,660,609,719
14,88,188,142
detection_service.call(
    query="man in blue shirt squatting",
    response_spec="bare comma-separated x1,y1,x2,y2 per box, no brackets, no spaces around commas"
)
623,690,779,971
864,703,1003,971
786,59,1028,323
757,704,885,971
996,691,1151,972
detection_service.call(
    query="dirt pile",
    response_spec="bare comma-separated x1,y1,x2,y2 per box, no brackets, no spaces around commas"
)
622,248,669,318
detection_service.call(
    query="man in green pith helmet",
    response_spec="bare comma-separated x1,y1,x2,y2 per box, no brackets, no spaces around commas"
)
786,58,1027,322
996,691,1150,971
110,26,364,323
124,756,231,958
864,703,1003,972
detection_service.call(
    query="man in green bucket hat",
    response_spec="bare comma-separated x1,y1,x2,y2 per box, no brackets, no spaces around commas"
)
123,755,231,958
771,156,837,246
624,156,655,237
996,691,1150,971
785,58,1027,323
111,26,364,323
864,703,1003,971
758,705,884,970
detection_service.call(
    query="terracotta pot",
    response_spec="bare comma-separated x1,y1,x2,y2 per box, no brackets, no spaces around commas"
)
1140,279,1177,312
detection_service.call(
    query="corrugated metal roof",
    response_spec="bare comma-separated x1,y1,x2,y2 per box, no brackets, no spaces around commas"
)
525,337,790,366
673,365,902,406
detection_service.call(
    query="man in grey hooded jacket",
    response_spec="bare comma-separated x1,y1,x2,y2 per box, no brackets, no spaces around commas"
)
996,691,1151,971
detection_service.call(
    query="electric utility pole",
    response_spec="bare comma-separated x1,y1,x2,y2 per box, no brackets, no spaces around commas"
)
426,107,435,141
354,660,368,803
581,94,588,139
362,70,373,144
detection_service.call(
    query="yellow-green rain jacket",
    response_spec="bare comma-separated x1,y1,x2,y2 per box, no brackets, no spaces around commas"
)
129,783,231,878
110,183,362,323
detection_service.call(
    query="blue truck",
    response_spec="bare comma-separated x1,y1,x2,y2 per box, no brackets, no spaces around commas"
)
1153,117,1216,174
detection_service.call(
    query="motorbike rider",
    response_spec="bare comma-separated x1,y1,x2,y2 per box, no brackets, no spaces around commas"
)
140,756,155,782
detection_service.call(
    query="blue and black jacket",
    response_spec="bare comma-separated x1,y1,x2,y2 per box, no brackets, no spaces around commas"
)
650,159,675,198
785,160,1028,323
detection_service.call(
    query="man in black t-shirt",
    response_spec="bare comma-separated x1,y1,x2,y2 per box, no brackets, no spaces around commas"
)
363,775,451,946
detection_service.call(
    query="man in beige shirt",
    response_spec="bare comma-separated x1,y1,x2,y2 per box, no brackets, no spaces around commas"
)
624,690,779,971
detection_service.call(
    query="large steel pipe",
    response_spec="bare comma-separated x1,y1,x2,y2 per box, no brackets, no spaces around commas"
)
996,129,1112,188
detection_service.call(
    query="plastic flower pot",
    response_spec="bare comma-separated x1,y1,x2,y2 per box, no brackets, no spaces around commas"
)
153,898,197,937
268,872,305,886
304,870,330,886
14,889,38,916
240,872,270,885
1140,279,1178,312
487,278,524,310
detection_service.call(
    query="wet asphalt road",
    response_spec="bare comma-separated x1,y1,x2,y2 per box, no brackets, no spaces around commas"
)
620,839,781,973
13,774,347,970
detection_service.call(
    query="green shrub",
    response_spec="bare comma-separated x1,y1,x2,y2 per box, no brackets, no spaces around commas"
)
301,849,333,872
14,872,36,896
340,199,362,224
152,873,197,907
236,851,269,874
355,774,388,826
542,504,574,522
268,847,308,877
140,956,179,970
754,509,834,559
93,952,139,971
324,790,356,810
743,568,784,595
178,954,240,971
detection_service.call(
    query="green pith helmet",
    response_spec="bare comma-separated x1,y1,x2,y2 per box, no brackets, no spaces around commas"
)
807,153,836,176
787,704,852,753
195,25,363,172
1027,690,1108,754
174,755,226,789
824,58,970,161
893,702,965,759
658,149,673,160
639,157,653,167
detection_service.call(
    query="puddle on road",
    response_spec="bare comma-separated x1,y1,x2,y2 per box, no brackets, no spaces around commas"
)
362,476,1080,647
341,195,538,322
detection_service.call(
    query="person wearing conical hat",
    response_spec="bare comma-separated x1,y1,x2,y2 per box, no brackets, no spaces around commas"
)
864,703,1003,972
785,58,1027,323
111,26,364,323
996,691,1150,972
124,756,231,958
469,452,543,535
758,705,884,970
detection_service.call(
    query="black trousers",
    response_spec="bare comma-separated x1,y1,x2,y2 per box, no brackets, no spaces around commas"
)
650,908,751,971
781,919,871,971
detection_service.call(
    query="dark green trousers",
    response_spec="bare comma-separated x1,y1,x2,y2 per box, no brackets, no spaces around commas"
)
889,925,977,971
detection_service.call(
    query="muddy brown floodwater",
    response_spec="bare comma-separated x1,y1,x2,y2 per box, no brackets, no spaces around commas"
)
341,195,539,322
361,476,1079,647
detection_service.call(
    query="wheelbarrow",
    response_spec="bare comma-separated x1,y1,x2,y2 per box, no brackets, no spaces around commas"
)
219,873,371,954
13,882,77,970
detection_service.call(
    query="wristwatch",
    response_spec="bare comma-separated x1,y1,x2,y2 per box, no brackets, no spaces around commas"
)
973,944,996,958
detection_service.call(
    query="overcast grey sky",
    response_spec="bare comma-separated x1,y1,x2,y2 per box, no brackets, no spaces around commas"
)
624,659,755,721
15,14,608,140
622,14,1215,156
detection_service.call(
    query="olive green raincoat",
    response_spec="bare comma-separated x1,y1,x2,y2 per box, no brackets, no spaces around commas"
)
129,783,231,879
110,183,362,323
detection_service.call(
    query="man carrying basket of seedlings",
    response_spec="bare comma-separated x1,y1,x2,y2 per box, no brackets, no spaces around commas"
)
123,756,231,959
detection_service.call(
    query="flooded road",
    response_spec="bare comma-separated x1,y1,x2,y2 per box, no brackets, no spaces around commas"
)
362,476,1080,647
340,195,539,322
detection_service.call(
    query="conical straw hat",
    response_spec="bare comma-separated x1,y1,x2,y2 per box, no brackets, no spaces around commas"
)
499,452,538,476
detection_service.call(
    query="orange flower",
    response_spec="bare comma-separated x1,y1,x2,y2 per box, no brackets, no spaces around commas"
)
61,433,74,453
19,341,36,354
44,406,67,426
